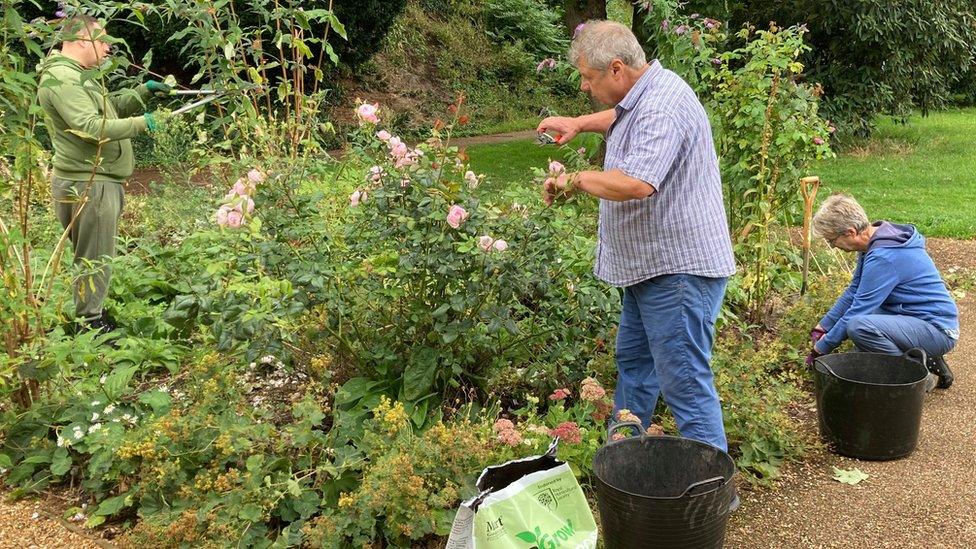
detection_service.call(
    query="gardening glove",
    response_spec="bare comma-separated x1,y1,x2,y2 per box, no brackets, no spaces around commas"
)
143,110,172,132
805,348,823,368
810,326,826,346
145,79,173,96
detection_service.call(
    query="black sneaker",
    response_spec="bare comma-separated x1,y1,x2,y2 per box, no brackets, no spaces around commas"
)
78,311,117,337
926,355,954,389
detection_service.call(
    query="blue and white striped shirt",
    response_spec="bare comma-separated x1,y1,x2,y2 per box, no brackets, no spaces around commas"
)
595,60,736,287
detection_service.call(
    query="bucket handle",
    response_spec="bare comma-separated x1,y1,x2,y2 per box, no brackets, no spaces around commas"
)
679,476,726,498
606,420,646,441
903,347,927,366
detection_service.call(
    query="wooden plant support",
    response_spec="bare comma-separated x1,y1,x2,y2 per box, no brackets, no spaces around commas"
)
800,176,821,296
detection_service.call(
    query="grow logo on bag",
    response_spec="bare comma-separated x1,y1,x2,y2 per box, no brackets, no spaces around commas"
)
515,518,576,548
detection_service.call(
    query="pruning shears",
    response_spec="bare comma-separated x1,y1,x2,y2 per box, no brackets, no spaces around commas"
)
167,84,262,115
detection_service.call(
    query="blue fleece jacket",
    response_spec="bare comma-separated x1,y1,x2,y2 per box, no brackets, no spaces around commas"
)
815,221,960,354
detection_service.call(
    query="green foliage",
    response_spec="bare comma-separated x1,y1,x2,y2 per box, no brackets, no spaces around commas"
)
684,0,976,139
480,0,568,58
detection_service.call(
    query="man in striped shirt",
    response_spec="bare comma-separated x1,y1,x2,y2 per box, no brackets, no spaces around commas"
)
538,20,735,451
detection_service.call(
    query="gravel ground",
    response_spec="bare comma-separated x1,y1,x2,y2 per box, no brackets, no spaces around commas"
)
726,239,976,548
3,239,974,547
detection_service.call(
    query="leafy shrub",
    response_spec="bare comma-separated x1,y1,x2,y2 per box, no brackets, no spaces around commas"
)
480,0,569,58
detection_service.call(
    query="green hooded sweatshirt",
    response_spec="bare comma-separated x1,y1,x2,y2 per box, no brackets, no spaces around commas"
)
37,52,150,183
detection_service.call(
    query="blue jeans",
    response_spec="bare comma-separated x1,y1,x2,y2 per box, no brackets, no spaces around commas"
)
614,274,729,451
847,314,956,358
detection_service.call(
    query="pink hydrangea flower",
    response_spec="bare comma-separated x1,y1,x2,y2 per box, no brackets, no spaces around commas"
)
492,239,508,252
616,409,641,424
376,130,392,142
580,377,606,401
549,388,571,401
356,102,379,124
493,418,515,433
446,204,469,229
549,421,581,444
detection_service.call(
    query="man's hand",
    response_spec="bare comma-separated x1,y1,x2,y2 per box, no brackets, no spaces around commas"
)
145,79,173,96
143,110,172,132
543,173,576,206
537,116,581,145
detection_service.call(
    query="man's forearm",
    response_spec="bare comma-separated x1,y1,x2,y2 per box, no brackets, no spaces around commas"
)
577,109,617,134
574,169,654,201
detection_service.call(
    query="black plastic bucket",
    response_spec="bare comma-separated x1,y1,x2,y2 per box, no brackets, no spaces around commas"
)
593,423,737,548
814,349,929,460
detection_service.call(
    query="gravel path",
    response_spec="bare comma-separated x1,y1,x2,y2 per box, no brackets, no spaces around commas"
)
726,238,976,548
0,496,106,548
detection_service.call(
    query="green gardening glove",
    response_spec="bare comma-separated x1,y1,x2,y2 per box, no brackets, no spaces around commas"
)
145,79,173,96
143,110,172,132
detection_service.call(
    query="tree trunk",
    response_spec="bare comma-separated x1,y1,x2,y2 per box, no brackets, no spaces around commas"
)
563,0,607,35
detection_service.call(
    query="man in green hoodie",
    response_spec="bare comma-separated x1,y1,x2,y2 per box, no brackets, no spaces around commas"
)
37,15,170,333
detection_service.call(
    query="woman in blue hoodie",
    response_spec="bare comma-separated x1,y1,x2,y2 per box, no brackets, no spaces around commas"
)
807,194,958,388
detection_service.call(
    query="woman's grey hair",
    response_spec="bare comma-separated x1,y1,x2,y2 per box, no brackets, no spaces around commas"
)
569,20,647,71
812,193,870,238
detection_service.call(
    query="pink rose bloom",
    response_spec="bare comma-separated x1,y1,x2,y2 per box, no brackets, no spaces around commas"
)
216,204,231,226
549,421,582,444
492,239,508,252
247,168,264,184
580,377,606,401
388,137,409,159
464,170,479,188
814,137,825,145
549,388,571,401
478,235,495,252
446,204,469,229
368,166,383,182
350,190,363,207
228,179,249,198
356,102,379,124
548,160,565,175
376,130,392,142
225,208,243,228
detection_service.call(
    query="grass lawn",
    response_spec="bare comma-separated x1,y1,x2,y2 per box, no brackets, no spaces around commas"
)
467,108,976,238
815,108,976,238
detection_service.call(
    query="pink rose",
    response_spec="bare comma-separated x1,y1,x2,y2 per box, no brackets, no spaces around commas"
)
376,130,392,142
216,204,231,226
478,235,495,252
446,204,469,229
492,239,508,252
350,190,363,207
368,166,383,182
388,137,409,159
247,168,264,184
228,179,249,197
548,160,565,175
226,209,243,228
356,102,379,124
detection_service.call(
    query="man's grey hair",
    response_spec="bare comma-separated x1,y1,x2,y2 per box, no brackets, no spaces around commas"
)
569,20,647,71
813,194,870,238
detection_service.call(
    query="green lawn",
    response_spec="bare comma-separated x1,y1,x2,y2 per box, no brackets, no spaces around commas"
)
467,108,976,238
815,108,976,238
